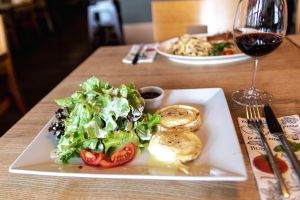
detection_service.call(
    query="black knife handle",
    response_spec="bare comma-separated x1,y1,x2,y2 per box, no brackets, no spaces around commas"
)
132,45,143,65
132,53,139,65
280,135,300,179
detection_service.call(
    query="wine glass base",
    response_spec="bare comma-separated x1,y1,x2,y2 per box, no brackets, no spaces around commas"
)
232,89,272,107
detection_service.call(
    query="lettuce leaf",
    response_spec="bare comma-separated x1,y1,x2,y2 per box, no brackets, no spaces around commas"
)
103,131,141,155
135,113,161,141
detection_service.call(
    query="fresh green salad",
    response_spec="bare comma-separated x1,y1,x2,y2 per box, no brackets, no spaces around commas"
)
49,77,160,163
209,42,233,56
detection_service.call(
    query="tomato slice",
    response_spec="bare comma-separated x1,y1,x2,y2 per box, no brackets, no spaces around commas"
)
98,159,120,168
80,150,105,166
99,143,136,168
223,49,234,55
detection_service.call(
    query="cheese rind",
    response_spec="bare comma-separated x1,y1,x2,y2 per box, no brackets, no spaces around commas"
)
156,104,201,132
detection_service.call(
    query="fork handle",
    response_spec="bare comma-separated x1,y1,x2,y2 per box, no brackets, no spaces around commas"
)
258,128,290,198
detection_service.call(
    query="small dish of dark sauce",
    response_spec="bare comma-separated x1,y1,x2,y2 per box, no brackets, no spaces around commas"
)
139,86,164,113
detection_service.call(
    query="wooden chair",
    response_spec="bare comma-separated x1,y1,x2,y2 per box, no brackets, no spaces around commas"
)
0,6,21,50
88,0,124,46
151,0,238,42
296,0,300,34
33,0,54,32
13,1,41,35
0,15,26,116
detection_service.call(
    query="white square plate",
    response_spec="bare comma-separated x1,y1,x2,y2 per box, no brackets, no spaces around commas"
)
9,88,247,181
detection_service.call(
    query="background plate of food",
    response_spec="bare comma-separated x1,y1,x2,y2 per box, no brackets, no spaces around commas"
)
156,32,250,65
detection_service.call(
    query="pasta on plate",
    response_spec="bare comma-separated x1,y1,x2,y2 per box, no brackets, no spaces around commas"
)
171,33,237,57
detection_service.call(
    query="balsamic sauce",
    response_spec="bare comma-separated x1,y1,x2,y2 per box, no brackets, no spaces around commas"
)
141,91,161,99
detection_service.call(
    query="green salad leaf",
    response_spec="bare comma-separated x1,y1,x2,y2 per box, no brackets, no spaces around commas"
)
135,113,161,141
54,77,160,163
103,131,141,155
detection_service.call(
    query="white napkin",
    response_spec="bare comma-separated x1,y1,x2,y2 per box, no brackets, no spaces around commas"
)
122,44,158,64
238,115,300,200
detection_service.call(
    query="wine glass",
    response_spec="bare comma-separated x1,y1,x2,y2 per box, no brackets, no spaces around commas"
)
232,0,287,106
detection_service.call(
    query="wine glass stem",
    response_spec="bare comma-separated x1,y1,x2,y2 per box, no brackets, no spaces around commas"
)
249,57,259,95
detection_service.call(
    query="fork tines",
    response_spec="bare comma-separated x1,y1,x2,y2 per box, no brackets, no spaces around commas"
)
246,104,262,127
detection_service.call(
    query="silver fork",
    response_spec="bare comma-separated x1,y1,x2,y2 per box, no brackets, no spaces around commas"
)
246,104,290,198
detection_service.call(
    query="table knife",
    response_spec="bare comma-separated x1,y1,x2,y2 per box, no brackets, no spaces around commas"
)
264,104,300,179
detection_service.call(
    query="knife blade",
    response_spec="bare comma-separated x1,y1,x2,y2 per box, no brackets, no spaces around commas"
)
264,104,300,180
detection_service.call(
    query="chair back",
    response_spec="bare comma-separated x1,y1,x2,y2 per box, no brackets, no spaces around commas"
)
296,0,300,34
33,0,46,7
151,0,238,42
0,15,8,56
0,14,26,115
11,0,32,4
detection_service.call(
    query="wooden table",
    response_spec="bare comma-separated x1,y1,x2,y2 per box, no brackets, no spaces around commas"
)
287,34,300,48
1,39,300,199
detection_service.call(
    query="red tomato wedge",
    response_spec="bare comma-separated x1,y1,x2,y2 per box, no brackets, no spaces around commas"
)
99,143,136,168
223,49,234,55
80,150,105,166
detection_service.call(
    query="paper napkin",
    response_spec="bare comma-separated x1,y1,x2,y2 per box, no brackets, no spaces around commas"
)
238,115,300,200
122,43,158,64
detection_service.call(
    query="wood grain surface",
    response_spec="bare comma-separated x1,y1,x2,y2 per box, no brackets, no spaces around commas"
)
1,39,300,200
287,34,300,48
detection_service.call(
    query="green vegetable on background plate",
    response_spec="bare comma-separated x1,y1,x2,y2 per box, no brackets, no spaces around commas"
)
53,76,161,163
209,42,232,56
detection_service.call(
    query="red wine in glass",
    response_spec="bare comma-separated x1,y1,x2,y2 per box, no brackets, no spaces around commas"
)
235,33,283,57
232,0,287,107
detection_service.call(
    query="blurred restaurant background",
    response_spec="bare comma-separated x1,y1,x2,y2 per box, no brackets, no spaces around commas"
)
0,0,299,136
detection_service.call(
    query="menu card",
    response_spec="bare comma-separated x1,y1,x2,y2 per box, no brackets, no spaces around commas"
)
238,115,300,200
